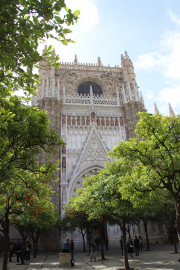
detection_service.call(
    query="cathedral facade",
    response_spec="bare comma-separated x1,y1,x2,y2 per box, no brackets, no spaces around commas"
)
31,52,166,250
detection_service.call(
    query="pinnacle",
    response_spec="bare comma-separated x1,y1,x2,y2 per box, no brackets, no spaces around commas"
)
154,102,159,114
169,103,175,117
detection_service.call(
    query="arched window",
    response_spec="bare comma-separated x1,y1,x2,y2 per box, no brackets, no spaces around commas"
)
78,82,102,96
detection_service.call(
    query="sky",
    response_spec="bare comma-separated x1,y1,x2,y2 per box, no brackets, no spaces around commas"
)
39,0,180,116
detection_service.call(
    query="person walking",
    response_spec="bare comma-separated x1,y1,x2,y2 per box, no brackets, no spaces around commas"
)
28,242,32,260
120,236,123,256
70,239,74,260
63,237,70,253
90,242,97,262
127,238,134,258
9,242,14,262
138,236,143,251
16,241,22,263
134,236,139,256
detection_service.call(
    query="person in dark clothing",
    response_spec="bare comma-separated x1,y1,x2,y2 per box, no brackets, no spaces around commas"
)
127,238,134,258
28,242,32,260
120,236,123,256
134,236,139,256
70,239,74,260
9,242,14,262
16,241,22,263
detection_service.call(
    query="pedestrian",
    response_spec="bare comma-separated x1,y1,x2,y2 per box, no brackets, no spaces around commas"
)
120,236,123,256
28,242,32,260
127,238,134,258
138,236,143,251
134,236,139,256
70,239,74,260
105,237,108,251
90,242,97,262
16,241,22,263
24,241,29,261
63,237,70,253
9,242,14,262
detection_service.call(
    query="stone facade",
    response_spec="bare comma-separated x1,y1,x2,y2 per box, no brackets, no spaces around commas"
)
32,52,167,250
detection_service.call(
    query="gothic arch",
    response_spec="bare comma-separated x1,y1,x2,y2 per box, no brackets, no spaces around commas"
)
75,77,105,95
67,164,104,200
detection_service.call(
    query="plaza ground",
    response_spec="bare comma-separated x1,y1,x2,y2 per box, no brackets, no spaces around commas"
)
1,244,180,270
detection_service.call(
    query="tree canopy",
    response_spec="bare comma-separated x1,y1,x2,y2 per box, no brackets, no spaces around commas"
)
0,95,64,270
0,95,65,183
0,0,80,98
68,159,140,270
109,112,180,242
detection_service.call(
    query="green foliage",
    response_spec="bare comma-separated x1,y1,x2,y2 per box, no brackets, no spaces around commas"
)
0,0,80,98
0,95,65,183
108,112,180,239
109,113,180,196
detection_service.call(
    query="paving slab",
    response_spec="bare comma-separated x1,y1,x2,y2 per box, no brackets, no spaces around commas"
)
1,244,180,270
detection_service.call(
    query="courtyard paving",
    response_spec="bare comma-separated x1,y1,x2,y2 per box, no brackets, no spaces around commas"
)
1,244,180,270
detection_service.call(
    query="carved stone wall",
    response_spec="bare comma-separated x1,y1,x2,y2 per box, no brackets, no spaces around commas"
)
32,52,167,251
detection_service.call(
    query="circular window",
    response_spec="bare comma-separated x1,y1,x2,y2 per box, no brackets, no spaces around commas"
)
78,82,102,96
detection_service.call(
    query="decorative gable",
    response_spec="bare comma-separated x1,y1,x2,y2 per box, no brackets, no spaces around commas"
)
78,129,107,170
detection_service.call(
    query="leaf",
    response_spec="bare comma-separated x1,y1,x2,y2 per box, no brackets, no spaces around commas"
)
73,10,80,17
61,39,68,45
63,28,72,34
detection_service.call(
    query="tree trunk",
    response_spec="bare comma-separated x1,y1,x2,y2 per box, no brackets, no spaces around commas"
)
143,220,150,251
21,239,25,265
31,235,36,258
88,231,92,255
122,218,130,270
36,239,38,254
170,219,177,253
174,197,180,246
100,227,105,260
2,215,9,270
82,233,86,252
167,225,173,244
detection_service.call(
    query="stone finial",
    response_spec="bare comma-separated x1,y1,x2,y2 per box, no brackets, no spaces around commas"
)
125,51,128,58
98,57,102,66
169,103,175,117
74,55,78,65
154,102,159,114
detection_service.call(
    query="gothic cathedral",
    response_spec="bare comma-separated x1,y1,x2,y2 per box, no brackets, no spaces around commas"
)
32,52,166,250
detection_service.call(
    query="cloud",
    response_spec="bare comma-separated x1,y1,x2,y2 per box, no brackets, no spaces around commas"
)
158,86,180,108
135,53,157,70
66,0,100,31
168,10,180,25
146,89,153,100
135,31,180,82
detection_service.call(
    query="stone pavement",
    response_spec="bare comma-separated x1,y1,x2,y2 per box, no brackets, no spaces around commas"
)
1,244,180,270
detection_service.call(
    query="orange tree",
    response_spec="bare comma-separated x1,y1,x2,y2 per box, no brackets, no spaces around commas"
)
11,198,61,260
0,170,58,269
66,159,140,270
109,113,180,243
0,95,64,270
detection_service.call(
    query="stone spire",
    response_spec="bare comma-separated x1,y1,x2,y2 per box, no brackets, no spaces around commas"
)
74,55,78,65
169,103,175,117
97,57,102,66
154,102,159,114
